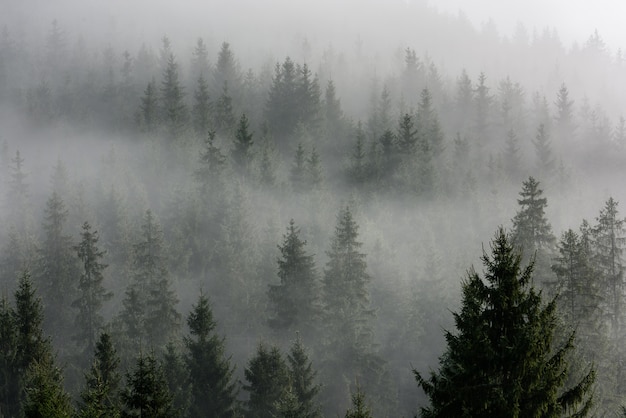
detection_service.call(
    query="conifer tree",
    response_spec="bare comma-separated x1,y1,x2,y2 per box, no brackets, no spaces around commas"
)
415,228,595,417
268,220,318,338
243,343,290,418
348,122,367,185
192,74,212,136
287,336,321,418
21,351,73,418
232,113,254,175
138,79,159,132
290,143,306,192
533,124,556,178
397,113,418,155
305,147,323,191
592,198,626,340
511,176,555,254
0,296,18,417
120,353,176,418
162,342,189,417
160,53,187,139
73,222,112,356
344,385,372,418
214,82,236,136
78,332,121,418
36,191,78,347
554,82,576,143
184,293,238,418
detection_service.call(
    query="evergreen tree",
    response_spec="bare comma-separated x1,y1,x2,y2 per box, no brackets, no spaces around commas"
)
162,342,189,417
120,353,176,418
184,293,238,418
213,42,240,98
0,296,18,417
502,128,523,183
344,385,372,418
73,222,112,356
305,147,323,191
268,220,318,338
511,176,555,254
160,53,187,139
592,198,626,340
138,79,159,132
189,37,210,87
554,82,576,143
415,228,595,417
36,191,78,347
348,122,367,185
290,143,306,192
243,343,290,418
473,72,493,140
232,113,254,175
195,130,226,191
397,113,418,155
533,123,556,179
266,57,300,141
287,336,321,418
192,74,212,136
213,82,236,137
21,351,73,418
77,332,121,418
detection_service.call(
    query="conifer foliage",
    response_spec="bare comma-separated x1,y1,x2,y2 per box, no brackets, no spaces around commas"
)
415,227,594,417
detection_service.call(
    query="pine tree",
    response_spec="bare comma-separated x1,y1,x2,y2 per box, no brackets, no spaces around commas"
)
415,227,595,417
189,38,210,88
36,191,78,347
21,351,73,418
73,222,112,356
533,124,556,178
511,176,555,254
231,113,254,175
160,53,187,139
120,353,176,418
184,293,238,418
195,130,226,191
268,220,318,338
0,296,18,417
344,385,372,418
162,342,189,417
138,79,159,132
243,343,290,418
77,332,121,418
554,82,576,143
192,74,212,136
397,113,418,155
592,198,626,340
213,82,236,136
348,122,367,185
290,143,306,192
305,147,323,191
287,336,321,418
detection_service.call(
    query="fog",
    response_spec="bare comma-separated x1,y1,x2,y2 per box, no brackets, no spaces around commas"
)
1,0,625,416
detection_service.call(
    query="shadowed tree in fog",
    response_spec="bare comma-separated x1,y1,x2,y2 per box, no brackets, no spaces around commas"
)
192,74,212,137
287,336,321,418
268,219,319,340
36,191,79,347
320,206,394,415
213,42,241,99
231,113,254,176
160,54,187,139
512,176,555,255
121,352,175,418
138,79,159,132
243,343,290,418
78,332,121,418
72,222,112,357
184,293,238,418
554,83,576,144
415,228,594,417
213,82,236,137
533,124,556,179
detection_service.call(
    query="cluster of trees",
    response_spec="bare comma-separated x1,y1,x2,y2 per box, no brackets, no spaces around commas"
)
1,6,626,417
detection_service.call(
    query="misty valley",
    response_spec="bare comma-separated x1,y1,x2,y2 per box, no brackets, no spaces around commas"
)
1,1,626,416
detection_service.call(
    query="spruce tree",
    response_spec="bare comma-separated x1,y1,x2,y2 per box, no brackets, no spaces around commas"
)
73,222,112,356
77,332,121,418
192,74,212,136
232,113,254,175
21,351,73,418
415,227,595,417
287,336,321,418
120,353,176,418
160,53,187,139
243,343,290,418
184,293,238,418
511,176,554,253
268,220,318,339
138,79,159,132
344,385,372,418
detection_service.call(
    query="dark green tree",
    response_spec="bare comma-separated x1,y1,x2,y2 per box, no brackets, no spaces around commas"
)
77,332,121,418
511,176,555,254
243,343,290,418
268,220,318,338
162,342,190,417
184,293,238,418
232,113,254,175
73,222,112,356
120,353,176,418
21,351,73,418
344,385,372,418
415,228,595,417
396,113,418,155
0,296,18,417
287,336,321,418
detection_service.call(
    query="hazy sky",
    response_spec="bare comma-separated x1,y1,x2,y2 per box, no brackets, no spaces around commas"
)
430,0,625,52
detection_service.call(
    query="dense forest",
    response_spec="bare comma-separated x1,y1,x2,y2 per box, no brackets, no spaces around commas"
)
1,0,626,416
